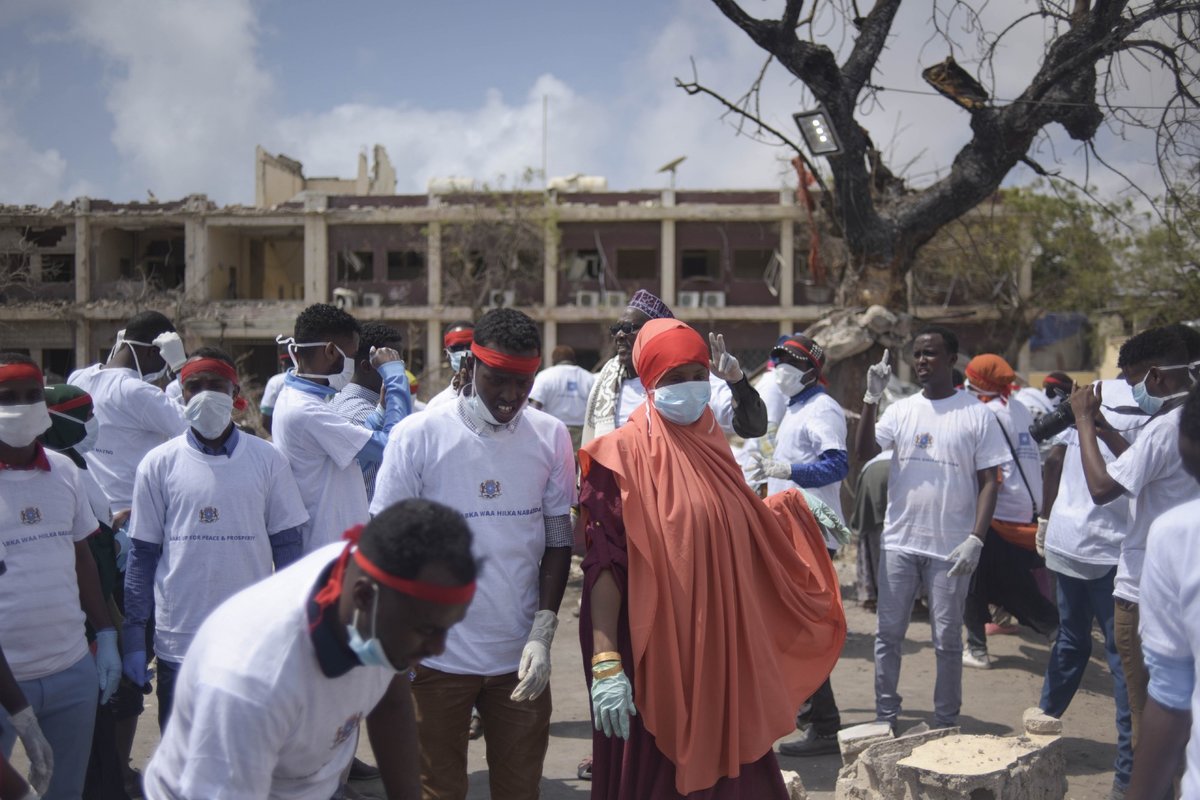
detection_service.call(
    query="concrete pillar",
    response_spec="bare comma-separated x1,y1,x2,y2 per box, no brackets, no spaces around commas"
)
184,216,209,302
74,319,91,370
426,221,443,388
660,190,676,305
543,213,559,367
426,324,443,392
74,202,90,304
542,321,557,368
304,195,329,303
779,211,795,308
426,222,442,307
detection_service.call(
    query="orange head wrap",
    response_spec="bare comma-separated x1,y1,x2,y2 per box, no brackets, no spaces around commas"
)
632,318,709,390
965,354,1015,398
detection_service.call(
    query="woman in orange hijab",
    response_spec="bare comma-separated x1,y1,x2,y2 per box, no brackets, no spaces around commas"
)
578,318,846,799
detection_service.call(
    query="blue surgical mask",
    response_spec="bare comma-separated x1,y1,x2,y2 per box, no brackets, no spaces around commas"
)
652,379,711,425
1132,365,1190,415
447,349,466,373
346,588,399,672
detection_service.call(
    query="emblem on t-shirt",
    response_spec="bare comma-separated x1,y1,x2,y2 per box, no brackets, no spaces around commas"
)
19,507,41,525
479,479,503,499
197,506,220,524
914,432,934,449
332,712,363,749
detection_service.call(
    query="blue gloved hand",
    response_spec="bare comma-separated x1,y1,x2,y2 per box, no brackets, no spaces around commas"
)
122,649,148,688
94,628,122,704
590,662,636,739
113,527,131,572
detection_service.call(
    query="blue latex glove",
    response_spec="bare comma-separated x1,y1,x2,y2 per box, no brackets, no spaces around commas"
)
114,526,131,572
591,663,636,739
95,628,122,704
123,649,148,688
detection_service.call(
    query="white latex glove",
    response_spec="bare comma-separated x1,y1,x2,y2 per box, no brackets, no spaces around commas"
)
1036,518,1049,557
10,706,52,795
749,455,792,483
863,350,892,404
510,610,558,702
591,667,637,739
947,535,985,578
708,332,744,383
94,628,122,705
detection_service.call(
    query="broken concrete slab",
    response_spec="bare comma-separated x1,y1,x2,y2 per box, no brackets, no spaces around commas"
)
780,769,809,800
895,733,1067,799
837,720,895,766
1023,706,1063,736
835,726,959,799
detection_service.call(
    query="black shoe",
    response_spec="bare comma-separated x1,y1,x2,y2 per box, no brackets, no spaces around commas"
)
778,727,840,757
348,757,381,781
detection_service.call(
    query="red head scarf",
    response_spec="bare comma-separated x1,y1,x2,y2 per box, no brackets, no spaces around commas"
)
631,319,709,390
965,354,1015,399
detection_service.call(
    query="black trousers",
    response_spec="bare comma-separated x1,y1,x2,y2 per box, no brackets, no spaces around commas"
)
964,527,1059,652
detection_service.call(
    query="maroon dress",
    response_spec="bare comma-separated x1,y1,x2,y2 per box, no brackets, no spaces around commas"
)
578,463,790,800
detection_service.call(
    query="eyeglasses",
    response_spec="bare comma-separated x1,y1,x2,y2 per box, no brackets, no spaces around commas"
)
609,322,643,338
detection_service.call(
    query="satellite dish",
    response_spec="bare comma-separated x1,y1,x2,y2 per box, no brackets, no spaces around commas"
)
656,156,687,174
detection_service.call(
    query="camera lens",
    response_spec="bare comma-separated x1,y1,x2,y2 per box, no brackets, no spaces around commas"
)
1029,402,1076,443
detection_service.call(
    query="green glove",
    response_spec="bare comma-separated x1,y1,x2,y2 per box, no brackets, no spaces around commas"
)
590,661,636,739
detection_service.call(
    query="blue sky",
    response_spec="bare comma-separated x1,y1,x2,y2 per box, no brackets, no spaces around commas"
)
0,1,1174,207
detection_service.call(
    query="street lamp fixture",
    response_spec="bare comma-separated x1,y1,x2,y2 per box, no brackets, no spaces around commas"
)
792,108,842,156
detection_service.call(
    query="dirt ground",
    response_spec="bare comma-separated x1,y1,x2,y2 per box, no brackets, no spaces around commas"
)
10,544,1123,799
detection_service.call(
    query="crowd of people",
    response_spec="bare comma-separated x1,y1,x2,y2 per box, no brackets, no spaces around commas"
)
0,289,1198,800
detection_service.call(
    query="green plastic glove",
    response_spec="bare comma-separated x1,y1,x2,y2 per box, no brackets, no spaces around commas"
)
591,662,637,740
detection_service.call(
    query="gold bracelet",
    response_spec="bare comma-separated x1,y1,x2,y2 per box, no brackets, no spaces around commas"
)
592,663,624,680
591,651,621,666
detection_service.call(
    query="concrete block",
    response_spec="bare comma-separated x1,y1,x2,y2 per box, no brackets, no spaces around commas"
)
836,727,959,799
1022,707,1063,736
837,721,894,766
780,769,809,800
894,733,1067,800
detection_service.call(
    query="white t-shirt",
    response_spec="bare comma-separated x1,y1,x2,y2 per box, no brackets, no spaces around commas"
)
529,363,596,426
1014,387,1056,420
1137,497,1200,799
1109,407,1200,604
768,390,848,546
130,434,309,662
166,378,184,406
426,383,458,410
0,451,99,680
272,380,372,553
875,390,1010,560
143,544,395,800
371,401,575,676
613,374,736,434
260,373,287,412
68,364,188,513
984,397,1043,524
1044,380,1141,568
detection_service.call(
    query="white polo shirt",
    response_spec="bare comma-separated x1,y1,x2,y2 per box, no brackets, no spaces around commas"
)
143,544,394,800
875,390,1010,560
1109,407,1200,604
1137,497,1200,798
983,396,1043,524
272,377,372,553
68,364,188,514
0,450,99,680
767,389,848,547
529,363,596,426
371,401,575,676
130,433,309,662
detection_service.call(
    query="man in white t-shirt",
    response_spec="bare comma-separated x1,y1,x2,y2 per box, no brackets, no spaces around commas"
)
143,498,477,800
372,308,576,800
121,348,309,729
747,333,849,757
273,304,409,553
854,326,1008,729
259,350,291,436
427,321,475,410
0,354,122,800
960,354,1058,669
1069,325,1200,752
1128,382,1200,798
528,345,596,450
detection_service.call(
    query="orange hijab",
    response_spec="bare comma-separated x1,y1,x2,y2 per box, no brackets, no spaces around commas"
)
580,319,846,794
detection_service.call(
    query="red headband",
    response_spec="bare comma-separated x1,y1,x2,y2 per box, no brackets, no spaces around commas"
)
470,343,541,375
310,525,475,628
0,364,43,384
444,329,475,348
179,358,248,410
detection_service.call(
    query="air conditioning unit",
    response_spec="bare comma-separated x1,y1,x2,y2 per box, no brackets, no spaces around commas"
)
677,291,702,308
360,292,383,309
332,287,358,310
702,291,727,308
574,290,601,307
488,289,516,308
602,291,627,307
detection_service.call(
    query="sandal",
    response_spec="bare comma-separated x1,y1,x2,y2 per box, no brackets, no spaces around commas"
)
577,756,593,781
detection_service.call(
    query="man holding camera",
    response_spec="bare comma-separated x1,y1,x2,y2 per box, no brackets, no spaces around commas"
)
1068,326,1199,763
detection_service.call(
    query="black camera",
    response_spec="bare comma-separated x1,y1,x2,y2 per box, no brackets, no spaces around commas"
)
1029,402,1076,443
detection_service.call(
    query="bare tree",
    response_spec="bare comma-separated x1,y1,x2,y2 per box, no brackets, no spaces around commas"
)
680,0,1199,310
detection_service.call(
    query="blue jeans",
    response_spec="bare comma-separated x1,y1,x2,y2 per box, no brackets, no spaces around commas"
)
0,654,99,800
874,548,971,727
1039,567,1132,788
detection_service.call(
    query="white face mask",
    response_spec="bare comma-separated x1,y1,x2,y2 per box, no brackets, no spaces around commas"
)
465,364,524,429
446,349,466,374
184,391,234,440
0,402,52,448
652,380,712,425
774,363,811,397
48,410,100,454
281,339,355,391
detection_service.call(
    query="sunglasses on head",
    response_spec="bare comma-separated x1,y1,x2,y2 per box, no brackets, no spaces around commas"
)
609,322,643,338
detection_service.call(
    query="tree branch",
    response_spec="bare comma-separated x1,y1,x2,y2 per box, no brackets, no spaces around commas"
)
842,0,903,98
